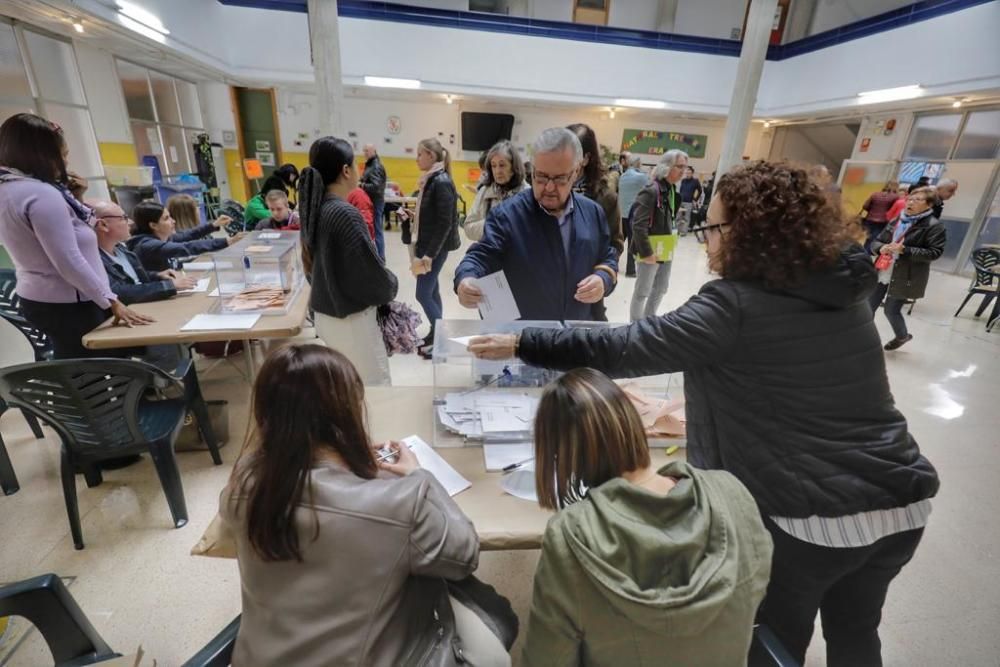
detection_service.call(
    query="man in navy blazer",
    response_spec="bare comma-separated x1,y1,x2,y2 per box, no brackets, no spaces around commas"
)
455,128,617,321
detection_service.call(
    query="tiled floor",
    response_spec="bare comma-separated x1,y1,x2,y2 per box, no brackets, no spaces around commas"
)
1,232,998,666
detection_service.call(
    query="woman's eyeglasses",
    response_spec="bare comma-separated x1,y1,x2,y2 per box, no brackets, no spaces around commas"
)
690,222,730,243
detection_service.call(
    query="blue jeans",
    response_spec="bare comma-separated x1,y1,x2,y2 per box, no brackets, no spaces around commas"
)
416,251,448,334
374,202,386,261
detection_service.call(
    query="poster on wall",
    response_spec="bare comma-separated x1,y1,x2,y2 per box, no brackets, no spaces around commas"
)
255,151,275,167
898,161,944,185
621,129,708,158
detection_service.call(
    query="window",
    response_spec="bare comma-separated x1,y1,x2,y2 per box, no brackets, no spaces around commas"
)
954,110,1000,160
116,60,205,176
904,113,962,160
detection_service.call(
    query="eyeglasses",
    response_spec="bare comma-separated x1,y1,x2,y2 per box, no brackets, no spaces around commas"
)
690,222,730,243
532,171,575,187
97,215,128,222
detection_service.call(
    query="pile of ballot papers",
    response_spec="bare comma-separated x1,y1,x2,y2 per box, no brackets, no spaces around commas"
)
437,390,539,441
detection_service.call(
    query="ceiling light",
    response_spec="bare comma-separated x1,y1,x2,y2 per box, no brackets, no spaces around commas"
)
609,108,616,119
72,21,84,33
857,85,922,105
614,98,667,110
116,1,169,34
445,94,453,105
116,14,166,43
364,76,421,90
952,99,963,108
763,120,771,128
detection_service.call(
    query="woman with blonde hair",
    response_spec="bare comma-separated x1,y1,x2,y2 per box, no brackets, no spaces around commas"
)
165,193,201,231
522,368,771,666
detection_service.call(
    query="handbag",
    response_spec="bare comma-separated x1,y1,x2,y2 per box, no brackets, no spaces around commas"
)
175,400,230,452
873,252,893,271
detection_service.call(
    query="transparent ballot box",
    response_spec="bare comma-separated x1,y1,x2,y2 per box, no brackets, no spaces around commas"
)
431,320,685,451
212,231,303,315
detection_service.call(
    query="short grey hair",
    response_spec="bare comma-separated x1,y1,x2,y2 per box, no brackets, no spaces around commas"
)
532,127,583,164
937,178,958,188
651,149,689,180
628,154,642,168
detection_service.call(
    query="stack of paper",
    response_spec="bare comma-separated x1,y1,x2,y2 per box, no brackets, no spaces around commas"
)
437,391,538,441
619,383,686,438
401,435,471,496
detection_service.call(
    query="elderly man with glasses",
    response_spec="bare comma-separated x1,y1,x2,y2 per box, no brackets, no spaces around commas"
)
454,127,618,321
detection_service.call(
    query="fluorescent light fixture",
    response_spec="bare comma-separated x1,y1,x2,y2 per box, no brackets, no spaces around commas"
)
614,98,667,110
857,85,922,104
763,120,771,128
364,76,421,90
117,13,166,43
445,94,453,104
952,99,963,108
73,21,84,33
609,108,616,119
116,1,169,34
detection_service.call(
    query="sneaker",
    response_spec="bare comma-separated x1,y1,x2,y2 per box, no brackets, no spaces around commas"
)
418,344,434,360
884,334,913,351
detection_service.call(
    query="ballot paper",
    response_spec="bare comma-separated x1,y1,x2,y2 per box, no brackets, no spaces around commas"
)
179,278,211,294
483,442,534,472
438,391,538,440
476,271,520,323
181,262,216,271
499,462,538,502
402,435,471,496
448,335,478,348
479,406,533,433
181,313,260,331
257,232,282,239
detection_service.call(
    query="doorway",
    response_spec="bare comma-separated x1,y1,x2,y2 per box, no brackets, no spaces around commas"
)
231,87,282,198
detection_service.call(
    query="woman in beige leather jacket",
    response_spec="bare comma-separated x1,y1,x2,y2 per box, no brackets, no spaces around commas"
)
220,344,483,666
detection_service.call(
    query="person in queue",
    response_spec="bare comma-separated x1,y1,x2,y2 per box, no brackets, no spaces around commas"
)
629,149,688,322
567,123,623,322
410,137,460,358
521,368,772,666
859,180,901,252
455,128,618,322
469,160,939,667
0,113,152,358
933,178,958,218
616,154,647,278
677,165,702,235
869,186,946,351
221,344,508,666
360,144,388,259
345,185,376,241
127,200,237,273
256,189,301,230
298,137,398,386
463,140,529,242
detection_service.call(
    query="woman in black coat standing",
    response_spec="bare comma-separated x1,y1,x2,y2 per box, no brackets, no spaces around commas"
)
869,186,946,350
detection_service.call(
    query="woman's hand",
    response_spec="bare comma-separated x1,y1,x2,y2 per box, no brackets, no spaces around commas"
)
879,244,895,255
227,232,247,246
67,171,88,201
377,441,420,476
468,334,517,360
410,257,430,276
110,300,155,328
213,214,232,229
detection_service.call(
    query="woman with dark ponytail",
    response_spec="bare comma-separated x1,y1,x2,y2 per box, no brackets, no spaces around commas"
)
298,137,398,385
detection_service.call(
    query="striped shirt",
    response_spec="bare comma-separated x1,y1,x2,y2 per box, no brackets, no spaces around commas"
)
770,499,932,548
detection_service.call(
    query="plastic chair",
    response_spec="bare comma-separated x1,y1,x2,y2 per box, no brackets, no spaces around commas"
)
954,248,1000,323
0,358,222,549
0,573,119,665
748,624,800,667
181,615,241,667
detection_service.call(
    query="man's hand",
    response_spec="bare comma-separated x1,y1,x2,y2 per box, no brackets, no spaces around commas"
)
158,269,180,280
457,277,483,308
171,276,198,291
574,274,606,304
640,255,658,265
468,334,517,361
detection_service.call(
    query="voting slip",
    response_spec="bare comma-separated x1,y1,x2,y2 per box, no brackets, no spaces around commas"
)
499,461,538,502
181,313,260,331
476,270,520,323
401,435,471,496
483,442,534,472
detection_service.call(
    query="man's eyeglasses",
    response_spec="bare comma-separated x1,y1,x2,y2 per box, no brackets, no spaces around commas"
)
97,215,128,222
532,172,575,187
689,222,730,243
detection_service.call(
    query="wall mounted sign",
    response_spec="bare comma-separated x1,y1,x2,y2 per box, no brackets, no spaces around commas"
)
860,137,871,152
255,140,271,152
621,129,708,159
387,116,402,135
243,159,263,179
256,151,275,167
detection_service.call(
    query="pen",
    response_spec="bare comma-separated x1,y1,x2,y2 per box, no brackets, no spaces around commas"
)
502,458,533,473
666,445,679,456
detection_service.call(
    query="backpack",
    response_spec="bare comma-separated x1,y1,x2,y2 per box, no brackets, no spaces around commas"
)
217,199,246,235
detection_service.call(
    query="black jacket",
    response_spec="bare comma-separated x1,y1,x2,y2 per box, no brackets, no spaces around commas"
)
360,156,387,207
518,246,939,518
99,244,176,305
871,215,946,300
126,224,228,272
415,170,459,259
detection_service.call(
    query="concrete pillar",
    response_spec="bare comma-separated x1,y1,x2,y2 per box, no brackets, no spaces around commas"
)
715,0,779,177
307,0,345,137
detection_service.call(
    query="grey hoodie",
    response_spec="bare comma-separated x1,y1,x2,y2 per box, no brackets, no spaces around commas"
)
522,462,772,666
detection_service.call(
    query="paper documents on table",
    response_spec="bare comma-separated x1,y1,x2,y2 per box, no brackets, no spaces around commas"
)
483,442,534,472
181,261,215,271
179,278,211,294
619,383,686,438
476,270,520,323
181,313,260,331
401,435,471,496
500,462,538,502
438,391,538,441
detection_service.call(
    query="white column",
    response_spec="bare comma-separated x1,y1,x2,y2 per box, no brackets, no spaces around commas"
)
307,0,345,137
715,0,779,177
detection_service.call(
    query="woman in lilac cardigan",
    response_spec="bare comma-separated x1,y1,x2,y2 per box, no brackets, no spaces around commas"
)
0,113,151,358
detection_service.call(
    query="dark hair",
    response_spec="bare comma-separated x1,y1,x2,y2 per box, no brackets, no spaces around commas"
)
132,199,167,235
232,344,377,562
534,368,651,510
0,113,68,184
275,163,299,187
298,137,355,275
566,123,603,190
712,161,854,289
481,140,526,193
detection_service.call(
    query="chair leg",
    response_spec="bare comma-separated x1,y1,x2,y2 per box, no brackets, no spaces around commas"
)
183,365,222,465
954,291,974,317
82,465,103,488
973,293,996,318
22,410,44,439
0,432,20,495
60,447,84,550
148,441,188,528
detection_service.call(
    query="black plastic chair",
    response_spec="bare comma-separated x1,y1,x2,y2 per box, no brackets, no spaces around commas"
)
181,615,241,667
0,268,55,362
748,624,800,667
0,573,120,665
955,247,1000,319
0,358,222,549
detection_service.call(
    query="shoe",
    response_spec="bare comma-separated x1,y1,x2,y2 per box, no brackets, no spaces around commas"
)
422,331,435,348
625,272,637,278
884,334,913,351
418,344,434,360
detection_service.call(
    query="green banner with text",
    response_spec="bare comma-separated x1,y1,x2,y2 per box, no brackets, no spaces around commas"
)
621,129,707,159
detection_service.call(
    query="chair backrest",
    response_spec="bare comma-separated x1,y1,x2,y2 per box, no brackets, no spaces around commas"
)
0,359,164,456
181,615,241,667
748,624,799,667
0,573,117,665
0,269,54,362
970,248,1000,287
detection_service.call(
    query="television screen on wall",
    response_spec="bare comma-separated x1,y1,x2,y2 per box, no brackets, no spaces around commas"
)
461,112,515,152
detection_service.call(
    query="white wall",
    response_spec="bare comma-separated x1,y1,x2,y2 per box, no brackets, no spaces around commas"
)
849,112,915,161
674,0,747,40
73,42,131,143
809,0,914,35
608,0,662,31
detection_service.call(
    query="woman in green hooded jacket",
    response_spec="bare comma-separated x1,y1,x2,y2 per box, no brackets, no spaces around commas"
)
522,369,773,666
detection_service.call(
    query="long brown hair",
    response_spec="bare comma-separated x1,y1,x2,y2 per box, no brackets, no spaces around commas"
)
166,194,200,230
232,344,378,562
533,368,650,510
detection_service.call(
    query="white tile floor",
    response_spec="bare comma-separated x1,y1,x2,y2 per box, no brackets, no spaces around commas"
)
1,231,998,666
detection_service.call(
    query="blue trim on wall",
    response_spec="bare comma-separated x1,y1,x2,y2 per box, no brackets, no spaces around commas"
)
218,0,996,60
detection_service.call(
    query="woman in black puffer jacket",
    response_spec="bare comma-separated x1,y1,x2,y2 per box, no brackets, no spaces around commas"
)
468,161,939,667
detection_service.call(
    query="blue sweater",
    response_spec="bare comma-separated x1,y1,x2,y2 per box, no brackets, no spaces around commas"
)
454,189,617,322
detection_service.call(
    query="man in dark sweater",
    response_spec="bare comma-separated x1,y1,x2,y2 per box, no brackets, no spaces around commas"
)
360,144,388,260
455,128,617,322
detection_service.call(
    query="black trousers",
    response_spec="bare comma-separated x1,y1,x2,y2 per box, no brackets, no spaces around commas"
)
754,517,923,667
18,298,128,360
869,282,909,338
